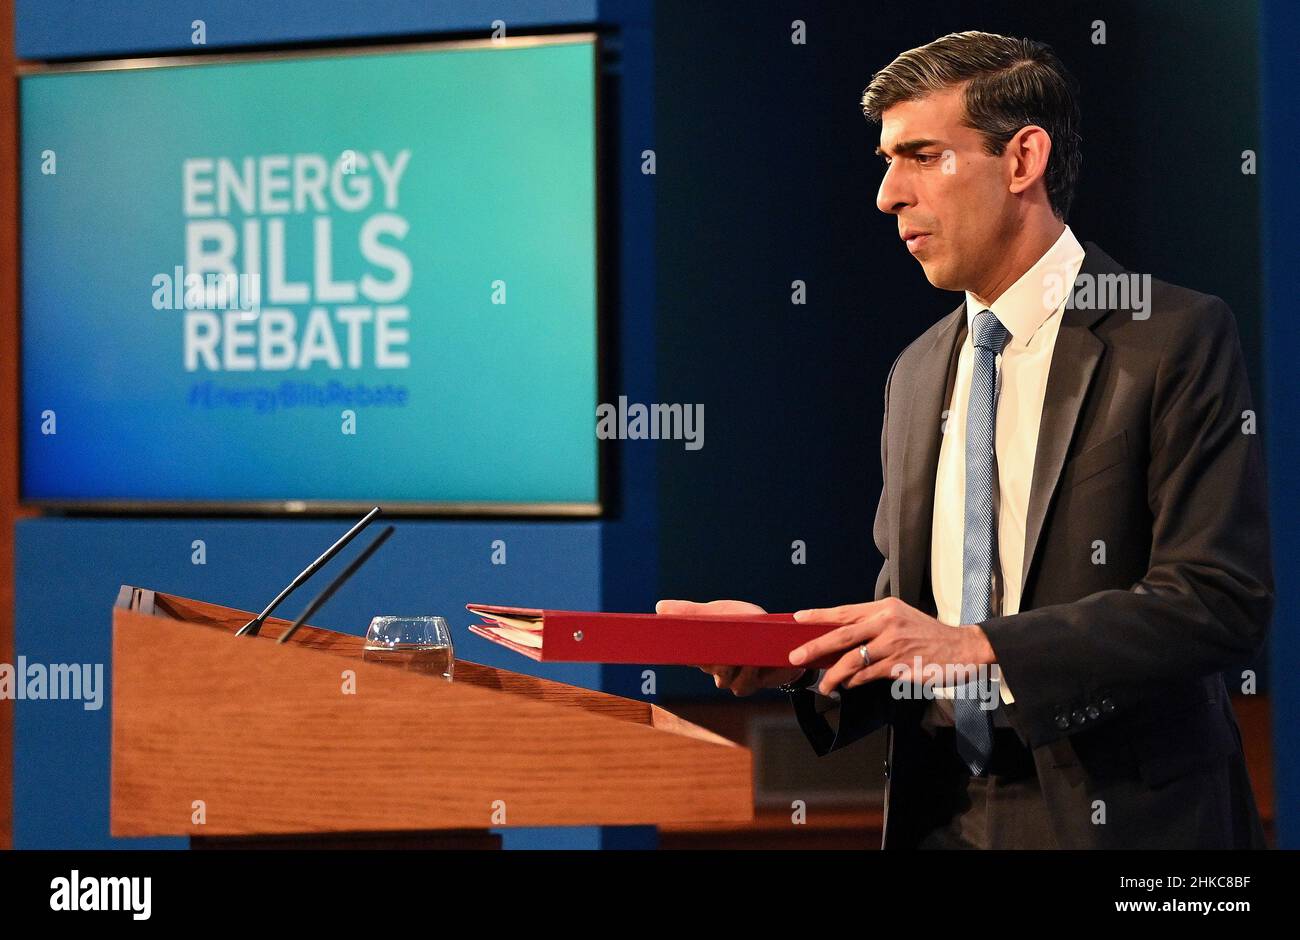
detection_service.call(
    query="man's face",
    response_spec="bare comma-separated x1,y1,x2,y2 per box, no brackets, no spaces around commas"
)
875,85,1016,294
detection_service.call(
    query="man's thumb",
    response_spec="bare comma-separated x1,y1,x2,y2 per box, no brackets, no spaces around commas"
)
655,599,693,615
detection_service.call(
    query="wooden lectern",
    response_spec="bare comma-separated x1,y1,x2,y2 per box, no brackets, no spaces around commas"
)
111,586,753,849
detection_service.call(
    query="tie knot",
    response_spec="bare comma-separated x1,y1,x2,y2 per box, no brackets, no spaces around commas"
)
972,309,1009,351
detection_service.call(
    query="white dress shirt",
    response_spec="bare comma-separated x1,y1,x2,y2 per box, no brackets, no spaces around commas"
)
923,224,1086,724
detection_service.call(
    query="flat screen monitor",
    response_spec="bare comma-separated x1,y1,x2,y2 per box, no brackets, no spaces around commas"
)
20,35,600,514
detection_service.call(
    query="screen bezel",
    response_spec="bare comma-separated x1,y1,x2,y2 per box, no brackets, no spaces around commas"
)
17,32,606,519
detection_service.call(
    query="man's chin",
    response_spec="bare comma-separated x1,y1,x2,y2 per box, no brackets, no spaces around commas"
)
919,264,956,291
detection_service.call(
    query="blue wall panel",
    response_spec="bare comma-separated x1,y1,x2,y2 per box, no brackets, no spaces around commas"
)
1262,0,1299,849
16,0,599,59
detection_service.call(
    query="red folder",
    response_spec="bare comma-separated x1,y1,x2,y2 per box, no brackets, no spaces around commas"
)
465,604,840,668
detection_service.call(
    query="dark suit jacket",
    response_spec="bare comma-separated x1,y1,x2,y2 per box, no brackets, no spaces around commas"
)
790,241,1273,849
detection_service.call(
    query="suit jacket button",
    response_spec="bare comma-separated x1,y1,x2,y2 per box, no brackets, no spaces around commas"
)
1100,697,1116,713
1086,704,1101,720
1071,709,1087,726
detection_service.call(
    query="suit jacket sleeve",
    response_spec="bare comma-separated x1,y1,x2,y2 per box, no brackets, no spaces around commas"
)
788,351,902,755
981,296,1274,748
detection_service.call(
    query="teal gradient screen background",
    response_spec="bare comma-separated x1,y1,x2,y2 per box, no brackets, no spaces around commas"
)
20,39,599,507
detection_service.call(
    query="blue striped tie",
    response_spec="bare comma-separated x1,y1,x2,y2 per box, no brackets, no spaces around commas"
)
955,309,1008,776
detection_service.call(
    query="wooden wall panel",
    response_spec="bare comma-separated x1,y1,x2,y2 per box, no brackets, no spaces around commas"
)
0,0,17,850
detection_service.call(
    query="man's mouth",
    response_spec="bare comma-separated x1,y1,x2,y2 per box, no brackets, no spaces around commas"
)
902,232,931,253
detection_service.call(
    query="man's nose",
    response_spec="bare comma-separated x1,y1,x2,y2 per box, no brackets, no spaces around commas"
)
876,163,912,215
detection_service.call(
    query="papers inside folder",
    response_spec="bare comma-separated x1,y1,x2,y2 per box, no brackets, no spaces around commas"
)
467,607,543,650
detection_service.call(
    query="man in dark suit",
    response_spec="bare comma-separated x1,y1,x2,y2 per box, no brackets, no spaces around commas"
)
657,30,1272,848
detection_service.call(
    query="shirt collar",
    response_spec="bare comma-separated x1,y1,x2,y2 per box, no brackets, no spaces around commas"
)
964,225,1086,349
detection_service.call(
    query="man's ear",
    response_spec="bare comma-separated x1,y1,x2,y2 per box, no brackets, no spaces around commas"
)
1007,124,1053,197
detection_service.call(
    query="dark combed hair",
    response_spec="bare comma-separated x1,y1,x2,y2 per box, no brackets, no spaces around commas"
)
862,30,1082,221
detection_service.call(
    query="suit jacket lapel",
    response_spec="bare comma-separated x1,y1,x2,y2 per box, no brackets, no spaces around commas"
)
895,306,965,608
1019,242,1126,596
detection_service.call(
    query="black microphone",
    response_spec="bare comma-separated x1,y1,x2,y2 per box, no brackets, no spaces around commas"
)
236,506,382,637
276,525,395,645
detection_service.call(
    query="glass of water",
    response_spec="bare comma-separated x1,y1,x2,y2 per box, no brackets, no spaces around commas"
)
363,616,454,681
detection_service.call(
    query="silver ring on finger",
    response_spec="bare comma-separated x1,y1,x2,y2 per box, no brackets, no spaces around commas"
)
858,643,871,666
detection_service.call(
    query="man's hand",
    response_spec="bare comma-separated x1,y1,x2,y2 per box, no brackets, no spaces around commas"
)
788,597,995,695
655,598,805,696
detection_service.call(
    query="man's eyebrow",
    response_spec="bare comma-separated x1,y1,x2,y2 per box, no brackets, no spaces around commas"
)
875,139,943,157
